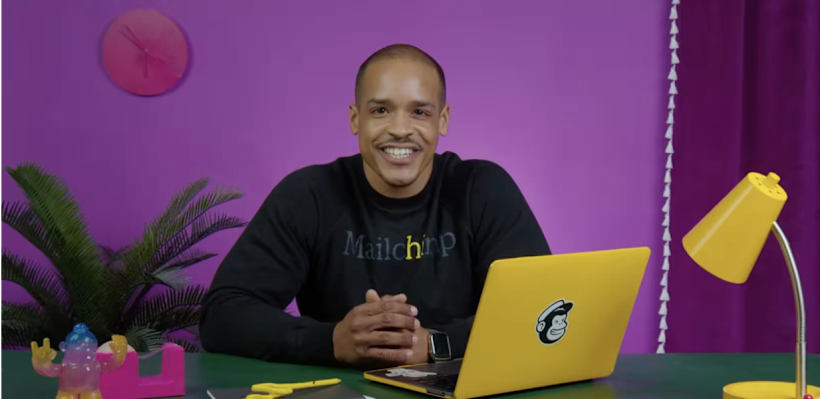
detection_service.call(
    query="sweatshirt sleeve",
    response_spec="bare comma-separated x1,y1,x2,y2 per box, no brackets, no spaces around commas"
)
426,161,551,358
199,169,338,366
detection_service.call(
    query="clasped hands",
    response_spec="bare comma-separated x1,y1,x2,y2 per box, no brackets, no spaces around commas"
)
332,289,429,366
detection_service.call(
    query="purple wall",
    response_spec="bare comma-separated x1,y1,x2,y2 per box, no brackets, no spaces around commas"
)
2,0,668,353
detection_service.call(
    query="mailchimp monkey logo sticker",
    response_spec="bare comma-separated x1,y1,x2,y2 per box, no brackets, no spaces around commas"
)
535,299,574,345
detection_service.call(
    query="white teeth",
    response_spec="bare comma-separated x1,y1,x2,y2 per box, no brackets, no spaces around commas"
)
383,147,414,159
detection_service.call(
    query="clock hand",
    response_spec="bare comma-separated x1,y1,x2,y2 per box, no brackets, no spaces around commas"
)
122,24,150,79
124,25,147,49
119,30,144,50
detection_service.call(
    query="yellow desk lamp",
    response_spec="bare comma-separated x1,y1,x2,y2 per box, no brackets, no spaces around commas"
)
682,172,818,399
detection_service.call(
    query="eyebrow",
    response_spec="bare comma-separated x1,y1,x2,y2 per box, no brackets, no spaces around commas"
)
368,98,435,108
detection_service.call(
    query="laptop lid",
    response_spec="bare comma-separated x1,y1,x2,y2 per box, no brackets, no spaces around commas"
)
453,247,650,399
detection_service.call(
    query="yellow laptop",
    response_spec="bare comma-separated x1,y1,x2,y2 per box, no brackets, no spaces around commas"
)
364,247,650,399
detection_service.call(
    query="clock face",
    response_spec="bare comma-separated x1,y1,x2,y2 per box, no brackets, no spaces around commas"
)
101,9,189,96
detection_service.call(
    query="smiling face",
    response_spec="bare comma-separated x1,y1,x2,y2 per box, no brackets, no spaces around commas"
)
536,300,574,345
349,57,449,198
547,314,568,341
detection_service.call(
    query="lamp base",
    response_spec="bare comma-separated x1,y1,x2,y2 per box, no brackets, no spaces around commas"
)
723,381,820,399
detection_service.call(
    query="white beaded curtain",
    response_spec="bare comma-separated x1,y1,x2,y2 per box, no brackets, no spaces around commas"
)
658,0,679,354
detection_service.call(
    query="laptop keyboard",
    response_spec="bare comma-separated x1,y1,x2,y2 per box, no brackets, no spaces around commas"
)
414,373,459,391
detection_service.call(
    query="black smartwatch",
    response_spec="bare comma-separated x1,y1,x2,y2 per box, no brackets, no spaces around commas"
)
427,330,452,362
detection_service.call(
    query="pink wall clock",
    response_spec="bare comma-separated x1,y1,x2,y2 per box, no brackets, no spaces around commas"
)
101,9,189,96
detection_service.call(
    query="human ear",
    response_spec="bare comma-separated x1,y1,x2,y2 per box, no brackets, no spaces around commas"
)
438,103,450,136
349,104,360,135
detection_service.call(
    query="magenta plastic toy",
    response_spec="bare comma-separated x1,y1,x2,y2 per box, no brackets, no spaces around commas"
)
96,342,185,399
31,323,129,399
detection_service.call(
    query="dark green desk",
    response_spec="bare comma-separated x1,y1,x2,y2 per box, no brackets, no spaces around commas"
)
2,351,818,398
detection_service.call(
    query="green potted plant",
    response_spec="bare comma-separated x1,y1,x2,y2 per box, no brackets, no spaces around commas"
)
1,163,247,352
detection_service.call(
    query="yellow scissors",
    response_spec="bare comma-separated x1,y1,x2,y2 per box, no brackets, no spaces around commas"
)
246,378,342,399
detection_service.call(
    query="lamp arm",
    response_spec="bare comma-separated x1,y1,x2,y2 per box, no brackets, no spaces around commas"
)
771,221,807,399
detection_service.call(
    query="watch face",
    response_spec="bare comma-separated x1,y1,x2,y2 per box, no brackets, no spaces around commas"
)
430,332,450,357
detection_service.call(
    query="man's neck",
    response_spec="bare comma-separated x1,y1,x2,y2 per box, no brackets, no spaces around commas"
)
363,160,434,199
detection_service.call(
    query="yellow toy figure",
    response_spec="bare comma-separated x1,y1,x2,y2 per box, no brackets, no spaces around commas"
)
31,323,128,399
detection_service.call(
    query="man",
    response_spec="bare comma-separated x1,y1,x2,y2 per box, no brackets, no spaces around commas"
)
200,44,551,368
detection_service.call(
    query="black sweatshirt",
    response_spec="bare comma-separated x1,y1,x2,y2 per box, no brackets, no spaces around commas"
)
200,151,551,366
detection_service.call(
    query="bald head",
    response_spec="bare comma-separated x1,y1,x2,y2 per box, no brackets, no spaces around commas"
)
355,44,446,104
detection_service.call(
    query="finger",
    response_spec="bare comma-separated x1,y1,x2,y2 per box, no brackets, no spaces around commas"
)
361,299,418,317
381,293,407,303
44,338,50,349
31,342,38,351
357,330,417,348
366,312,421,331
365,289,379,303
363,347,414,364
49,350,57,361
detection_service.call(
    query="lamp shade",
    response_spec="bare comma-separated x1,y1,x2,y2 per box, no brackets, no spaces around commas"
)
682,172,787,284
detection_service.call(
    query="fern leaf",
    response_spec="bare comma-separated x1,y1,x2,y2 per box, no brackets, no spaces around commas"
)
103,266,165,335
4,164,105,326
127,286,206,331
148,186,244,261
0,300,72,349
2,301,45,329
2,321,46,349
2,170,246,354
149,213,245,272
152,178,210,230
113,183,244,323
102,268,137,299
2,202,57,266
152,307,202,334
176,186,244,233
122,269,186,290
0,251,75,339
2,301,43,319
124,179,212,263
124,327,166,352
117,237,159,289
97,268,147,331
191,213,247,242
99,268,150,334
146,231,192,273
148,269,191,290
99,245,128,268
1,252,72,331
158,248,216,272
133,183,242,265
169,337,202,353
4,164,100,268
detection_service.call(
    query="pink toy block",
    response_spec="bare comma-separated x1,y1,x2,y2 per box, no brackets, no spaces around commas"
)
97,343,185,399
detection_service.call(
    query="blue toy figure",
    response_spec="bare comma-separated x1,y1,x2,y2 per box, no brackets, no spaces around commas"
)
31,323,128,399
